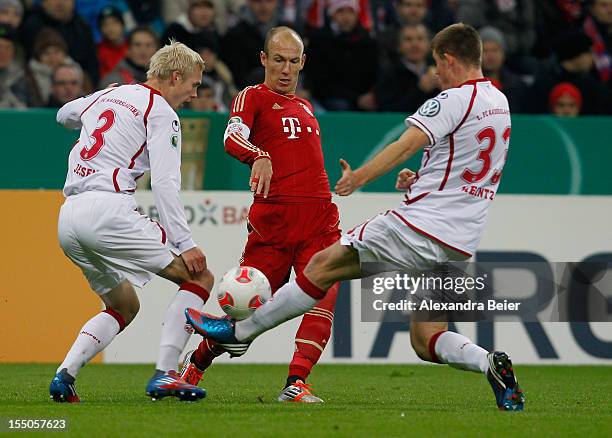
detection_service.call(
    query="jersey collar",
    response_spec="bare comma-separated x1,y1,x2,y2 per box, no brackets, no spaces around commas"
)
261,83,296,100
459,77,491,87
139,83,162,96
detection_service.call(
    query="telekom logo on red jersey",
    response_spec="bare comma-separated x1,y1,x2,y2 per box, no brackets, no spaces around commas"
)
281,117,302,139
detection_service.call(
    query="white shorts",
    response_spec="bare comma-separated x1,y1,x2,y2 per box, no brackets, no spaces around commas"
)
340,208,469,274
58,192,174,294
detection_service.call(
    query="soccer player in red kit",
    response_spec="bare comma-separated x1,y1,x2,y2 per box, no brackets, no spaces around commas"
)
180,27,340,403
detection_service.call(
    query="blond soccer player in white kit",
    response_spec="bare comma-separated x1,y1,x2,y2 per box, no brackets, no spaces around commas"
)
186,24,525,411
50,41,212,402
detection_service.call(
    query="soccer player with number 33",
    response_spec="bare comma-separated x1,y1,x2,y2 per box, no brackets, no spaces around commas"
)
187,24,526,411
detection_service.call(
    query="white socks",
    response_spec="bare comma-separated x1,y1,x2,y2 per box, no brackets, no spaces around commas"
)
155,287,207,372
58,311,122,378
434,331,489,374
235,280,317,342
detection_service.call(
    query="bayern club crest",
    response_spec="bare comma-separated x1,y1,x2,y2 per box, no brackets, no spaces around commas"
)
300,103,314,117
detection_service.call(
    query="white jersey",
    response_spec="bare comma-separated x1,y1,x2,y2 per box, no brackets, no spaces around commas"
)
58,83,195,253
403,78,511,256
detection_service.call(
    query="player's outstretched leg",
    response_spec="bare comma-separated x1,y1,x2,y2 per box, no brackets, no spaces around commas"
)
411,323,525,411
49,281,135,403
186,242,361,344
184,272,321,345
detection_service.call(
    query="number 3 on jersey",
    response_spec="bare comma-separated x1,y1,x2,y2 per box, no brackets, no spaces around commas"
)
461,126,510,184
80,109,116,161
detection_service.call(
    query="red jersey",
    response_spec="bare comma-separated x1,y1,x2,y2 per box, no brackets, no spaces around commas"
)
224,84,331,202
97,40,128,79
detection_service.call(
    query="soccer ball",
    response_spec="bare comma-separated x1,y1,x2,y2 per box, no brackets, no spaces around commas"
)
217,266,271,320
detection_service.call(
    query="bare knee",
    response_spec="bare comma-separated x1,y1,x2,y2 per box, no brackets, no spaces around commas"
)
304,244,360,291
101,281,140,327
111,299,140,326
410,322,448,362
158,256,214,291
304,250,335,290
188,268,215,292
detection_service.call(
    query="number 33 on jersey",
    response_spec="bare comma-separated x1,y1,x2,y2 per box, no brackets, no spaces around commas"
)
401,78,511,256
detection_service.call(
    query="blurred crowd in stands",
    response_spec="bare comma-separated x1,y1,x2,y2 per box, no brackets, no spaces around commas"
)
0,0,610,116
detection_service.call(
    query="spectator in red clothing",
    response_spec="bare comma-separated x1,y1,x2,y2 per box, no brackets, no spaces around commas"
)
96,6,128,79
549,82,583,116
100,26,158,87
303,0,373,35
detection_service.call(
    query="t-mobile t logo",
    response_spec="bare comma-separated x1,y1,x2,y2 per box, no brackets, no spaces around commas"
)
282,117,301,139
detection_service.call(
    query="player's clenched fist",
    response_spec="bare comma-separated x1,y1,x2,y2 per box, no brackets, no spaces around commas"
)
250,157,273,198
180,246,207,274
335,158,359,196
395,168,416,190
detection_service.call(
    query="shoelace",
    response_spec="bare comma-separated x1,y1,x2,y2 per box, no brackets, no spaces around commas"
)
183,365,203,383
293,381,314,393
166,370,194,386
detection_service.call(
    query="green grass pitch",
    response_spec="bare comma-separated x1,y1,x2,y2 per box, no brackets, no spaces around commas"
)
1,364,610,437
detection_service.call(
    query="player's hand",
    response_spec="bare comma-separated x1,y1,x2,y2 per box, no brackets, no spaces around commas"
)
357,92,377,111
180,247,207,274
335,159,360,196
250,157,272,198
396,168,416,190
418,67,439,93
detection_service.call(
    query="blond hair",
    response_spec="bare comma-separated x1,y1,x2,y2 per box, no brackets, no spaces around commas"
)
147,40,205,80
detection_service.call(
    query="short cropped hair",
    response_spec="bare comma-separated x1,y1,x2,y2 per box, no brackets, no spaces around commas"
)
263,26,304,55
431,23,482,67
147,40,205,80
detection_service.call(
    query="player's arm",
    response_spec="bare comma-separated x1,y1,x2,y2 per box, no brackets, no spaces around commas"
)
335,126,429,196
147,106,204,271
223,119,270,164
223,89,273,197
56,84,117,129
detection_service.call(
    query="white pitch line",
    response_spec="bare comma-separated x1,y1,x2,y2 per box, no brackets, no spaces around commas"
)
544,118,583,195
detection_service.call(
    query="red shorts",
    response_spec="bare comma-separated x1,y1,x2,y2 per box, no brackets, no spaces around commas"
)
240,201,341,293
